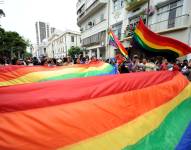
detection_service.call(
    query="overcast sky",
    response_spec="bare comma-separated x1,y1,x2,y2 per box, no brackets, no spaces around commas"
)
0,0,79,44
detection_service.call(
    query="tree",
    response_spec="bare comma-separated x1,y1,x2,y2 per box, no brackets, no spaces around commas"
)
0,27,29,59
23,52,32,58
68,46,82,58
0,9,5,18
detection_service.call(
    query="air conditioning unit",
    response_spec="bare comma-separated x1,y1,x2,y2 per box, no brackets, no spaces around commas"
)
80,28,83,31
88,21,93,26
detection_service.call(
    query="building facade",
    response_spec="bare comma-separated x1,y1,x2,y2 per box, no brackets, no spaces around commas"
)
77,0,191,59
77,0,108,59
35,21,59,57
123,0,191,58
46,30,81,58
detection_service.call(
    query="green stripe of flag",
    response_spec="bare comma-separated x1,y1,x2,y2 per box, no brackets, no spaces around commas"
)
134,33,179,58
40,65,115,82
123,96,191,150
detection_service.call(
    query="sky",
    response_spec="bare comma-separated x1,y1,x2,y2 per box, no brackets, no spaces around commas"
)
0,0,79,44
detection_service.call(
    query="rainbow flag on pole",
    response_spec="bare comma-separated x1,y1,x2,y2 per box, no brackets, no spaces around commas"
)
108,29,128,58
134,18,191,57
0,71,191,150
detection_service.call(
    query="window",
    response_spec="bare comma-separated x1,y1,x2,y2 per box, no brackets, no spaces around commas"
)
127,15,146,37
157,0,183,29
82,31,106,46
91,19,96,26
112,22,122,39
71,36,74,42
85,24,88,30
80,27,83,32
113,0,124,11
100,14,104,22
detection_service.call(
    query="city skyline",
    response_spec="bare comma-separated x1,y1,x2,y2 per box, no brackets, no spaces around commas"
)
0,0,79,44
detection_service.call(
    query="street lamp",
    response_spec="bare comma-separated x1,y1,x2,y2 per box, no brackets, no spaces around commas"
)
146,0,150,26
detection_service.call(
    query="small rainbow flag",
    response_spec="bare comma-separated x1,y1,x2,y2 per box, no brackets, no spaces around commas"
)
0,71,191,150
134,18,191,57
108,29,128,58
0,62,116,87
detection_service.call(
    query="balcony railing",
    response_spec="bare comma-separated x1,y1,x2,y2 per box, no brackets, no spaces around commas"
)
125,0,148,11
149,14,190,33
77,0,107,25
76,0,86,11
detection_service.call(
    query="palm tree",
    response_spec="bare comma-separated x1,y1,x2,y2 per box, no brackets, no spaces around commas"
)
0,9,5,18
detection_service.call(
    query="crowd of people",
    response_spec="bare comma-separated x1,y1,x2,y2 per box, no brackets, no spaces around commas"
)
108,54,191,80
0,54,191,80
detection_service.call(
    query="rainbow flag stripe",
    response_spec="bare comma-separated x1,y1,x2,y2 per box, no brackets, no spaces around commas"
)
0,62,116,86
108,30,128,58
134,19,191,57
0,71,190,150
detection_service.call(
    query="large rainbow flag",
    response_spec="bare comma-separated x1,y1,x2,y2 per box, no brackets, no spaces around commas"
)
134,18,191,57
108,30,128,58
0,71,191,150
0,62,115,86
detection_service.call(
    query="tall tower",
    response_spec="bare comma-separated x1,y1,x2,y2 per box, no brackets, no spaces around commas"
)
35,21,50,45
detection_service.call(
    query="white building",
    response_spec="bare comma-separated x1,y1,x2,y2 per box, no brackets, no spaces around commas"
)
38,39,49,57
46,30,81,58
35,21,58,57
77,0,108,59
31,44,39,58
46,33,61,58
77,0,191,59
122,0,191,58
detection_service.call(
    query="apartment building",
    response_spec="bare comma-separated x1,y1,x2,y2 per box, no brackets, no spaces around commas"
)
46,30,81,58
77,0,108,59
123,0,191,58
77,0,191,59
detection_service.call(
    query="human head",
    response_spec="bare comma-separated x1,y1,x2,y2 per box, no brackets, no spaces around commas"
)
91,56,97,61
142,58,147,64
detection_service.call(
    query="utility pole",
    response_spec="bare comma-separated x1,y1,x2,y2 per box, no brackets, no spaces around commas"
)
146,0,150,26
65,34,67,57
107,0,110,58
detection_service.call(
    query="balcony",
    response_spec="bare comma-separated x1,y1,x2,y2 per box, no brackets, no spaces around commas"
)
77,0,107,26
125,0,148,11
77,0,86,11
81,19,107,39
149,14,190,33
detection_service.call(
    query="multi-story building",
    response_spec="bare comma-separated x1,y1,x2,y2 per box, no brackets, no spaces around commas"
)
77,0,191,59
77,0,108,59
31,44,39,58
38,39,48,57
108,0,127,57
46,30,81,58
35,21,51,46
46,33,61,58
35,21,58,57
123,0,191,58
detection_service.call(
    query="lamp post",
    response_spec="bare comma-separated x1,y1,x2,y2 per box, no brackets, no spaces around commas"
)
146,0,150,26
107,0,110,58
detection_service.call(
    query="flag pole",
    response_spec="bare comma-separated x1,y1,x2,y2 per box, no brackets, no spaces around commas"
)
107,0,110,58
146,0,150,26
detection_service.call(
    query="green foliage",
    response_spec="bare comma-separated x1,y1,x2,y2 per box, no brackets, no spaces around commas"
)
68,46,82,58
0,9,5,17
0,27,28,59
23,52,32,58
